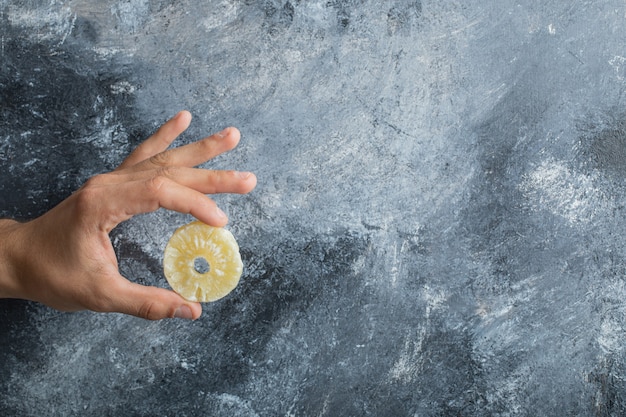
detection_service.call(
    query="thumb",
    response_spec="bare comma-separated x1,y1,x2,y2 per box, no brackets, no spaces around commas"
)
108,279,202,321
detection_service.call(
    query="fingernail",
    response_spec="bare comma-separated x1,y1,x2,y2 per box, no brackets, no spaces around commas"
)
216,206,227,220
174,305,193,320
217,127,229,138
237,171,252,179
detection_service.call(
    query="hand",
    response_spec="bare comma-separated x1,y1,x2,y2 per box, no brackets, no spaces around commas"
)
0,111,257,320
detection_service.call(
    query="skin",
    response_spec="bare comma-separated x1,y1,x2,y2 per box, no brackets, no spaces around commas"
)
0,111,257,320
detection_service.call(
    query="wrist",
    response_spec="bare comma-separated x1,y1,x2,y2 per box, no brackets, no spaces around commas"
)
0,219,23,298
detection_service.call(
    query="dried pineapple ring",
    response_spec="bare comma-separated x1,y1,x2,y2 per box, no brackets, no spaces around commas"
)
163,221,243,302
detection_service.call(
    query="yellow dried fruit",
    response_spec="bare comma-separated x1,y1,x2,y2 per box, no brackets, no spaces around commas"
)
163,221,243,302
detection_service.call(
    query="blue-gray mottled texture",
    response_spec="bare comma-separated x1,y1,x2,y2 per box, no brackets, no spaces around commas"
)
2,0,626,415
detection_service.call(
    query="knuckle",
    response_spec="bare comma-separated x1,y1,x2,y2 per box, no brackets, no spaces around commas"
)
155,166,177,179
211,169,231,182
145,175,168,194
137,301,160,320
201,132,229,153
223,170,251,193
196,137,214,153
149,151,171,168
74,184,100,213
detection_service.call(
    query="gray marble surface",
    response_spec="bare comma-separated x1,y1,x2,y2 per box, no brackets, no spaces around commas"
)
2,0,626,415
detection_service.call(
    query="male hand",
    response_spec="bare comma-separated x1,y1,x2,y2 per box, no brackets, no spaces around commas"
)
0,111,256,320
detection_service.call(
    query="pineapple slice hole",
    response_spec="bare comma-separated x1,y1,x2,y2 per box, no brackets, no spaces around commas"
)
193,257,210,274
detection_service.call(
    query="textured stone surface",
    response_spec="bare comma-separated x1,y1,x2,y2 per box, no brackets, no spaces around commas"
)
2,0,626,415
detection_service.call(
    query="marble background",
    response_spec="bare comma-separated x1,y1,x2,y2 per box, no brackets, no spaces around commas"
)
2,0,626,415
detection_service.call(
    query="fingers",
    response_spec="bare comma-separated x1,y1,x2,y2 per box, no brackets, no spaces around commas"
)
116,111,192,171
128,127,241,172
105,279,202,321
93,116,255,228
